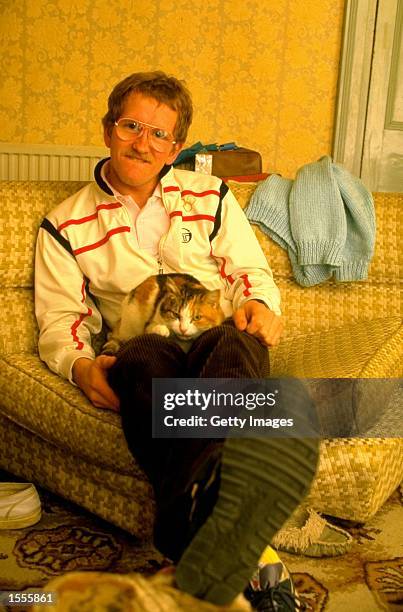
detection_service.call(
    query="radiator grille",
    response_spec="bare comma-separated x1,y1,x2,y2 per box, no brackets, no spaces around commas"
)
0,144,108,181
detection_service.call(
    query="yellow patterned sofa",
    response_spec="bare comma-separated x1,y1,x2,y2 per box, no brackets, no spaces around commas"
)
0,180,401,539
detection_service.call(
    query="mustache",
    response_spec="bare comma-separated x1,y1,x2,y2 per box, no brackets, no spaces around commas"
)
125,152,152,163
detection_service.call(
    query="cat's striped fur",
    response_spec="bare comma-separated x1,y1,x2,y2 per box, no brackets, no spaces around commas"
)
102,273,225,354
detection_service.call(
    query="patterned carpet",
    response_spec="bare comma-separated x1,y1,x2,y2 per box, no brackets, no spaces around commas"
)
0,476,402,611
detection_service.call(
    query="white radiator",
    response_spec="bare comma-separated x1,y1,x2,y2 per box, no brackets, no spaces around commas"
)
0,143,108,181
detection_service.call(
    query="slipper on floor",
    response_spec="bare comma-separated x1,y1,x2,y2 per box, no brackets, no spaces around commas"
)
272,506,353,557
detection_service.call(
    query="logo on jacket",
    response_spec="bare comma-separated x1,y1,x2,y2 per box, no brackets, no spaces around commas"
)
182,227,192,243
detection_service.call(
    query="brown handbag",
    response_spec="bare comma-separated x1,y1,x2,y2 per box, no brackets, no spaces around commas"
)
194,148,262,178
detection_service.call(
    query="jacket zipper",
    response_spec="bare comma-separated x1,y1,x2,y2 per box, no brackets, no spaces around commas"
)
157,233,167,274
158,181,172,275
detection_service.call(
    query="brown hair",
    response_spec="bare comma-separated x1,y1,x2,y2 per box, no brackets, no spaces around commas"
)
102,71,193,142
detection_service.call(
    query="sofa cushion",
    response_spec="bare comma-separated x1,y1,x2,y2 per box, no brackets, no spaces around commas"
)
0,181,86,288
0,289,38,355
0,353,138,475
272,276,402,341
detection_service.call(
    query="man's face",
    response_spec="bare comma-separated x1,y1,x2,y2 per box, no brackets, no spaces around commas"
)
104,92,183,197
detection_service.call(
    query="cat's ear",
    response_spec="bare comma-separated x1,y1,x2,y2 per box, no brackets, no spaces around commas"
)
206,289,221,306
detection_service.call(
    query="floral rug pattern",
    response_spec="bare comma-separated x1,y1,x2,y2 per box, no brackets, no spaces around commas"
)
0,480,402,611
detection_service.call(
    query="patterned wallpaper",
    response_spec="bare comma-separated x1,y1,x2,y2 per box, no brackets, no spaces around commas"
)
0,0,344,177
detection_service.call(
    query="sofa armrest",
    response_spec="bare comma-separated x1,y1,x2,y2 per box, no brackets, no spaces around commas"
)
270,316,402,436
271,316,402,379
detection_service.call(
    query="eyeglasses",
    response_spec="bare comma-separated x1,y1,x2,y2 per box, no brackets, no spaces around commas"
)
114,117,177,152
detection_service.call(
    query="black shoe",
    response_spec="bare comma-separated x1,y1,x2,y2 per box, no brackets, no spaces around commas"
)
175,437,318,606
244,545,305,611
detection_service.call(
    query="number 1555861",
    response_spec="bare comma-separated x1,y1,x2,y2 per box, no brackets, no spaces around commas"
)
0,590,56,606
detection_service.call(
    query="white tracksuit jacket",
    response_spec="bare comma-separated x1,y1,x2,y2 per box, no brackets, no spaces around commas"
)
35,159,281,382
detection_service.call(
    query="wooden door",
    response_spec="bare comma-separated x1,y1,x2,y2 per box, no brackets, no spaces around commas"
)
333,0,403,192
361,0,403,191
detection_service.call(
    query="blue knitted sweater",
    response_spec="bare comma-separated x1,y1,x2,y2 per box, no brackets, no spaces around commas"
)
245,156,376,287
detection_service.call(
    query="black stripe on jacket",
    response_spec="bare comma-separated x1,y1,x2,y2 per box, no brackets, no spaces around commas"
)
40,218,75,258
209,181,228,242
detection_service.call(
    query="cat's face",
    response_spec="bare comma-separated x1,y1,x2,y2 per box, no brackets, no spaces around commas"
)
158,275,225,341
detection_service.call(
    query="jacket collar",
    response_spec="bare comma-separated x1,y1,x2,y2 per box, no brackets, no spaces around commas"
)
94,158,114,195
93,157,176,198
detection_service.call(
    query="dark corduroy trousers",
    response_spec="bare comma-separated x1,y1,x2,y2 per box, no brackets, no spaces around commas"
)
108,321,270,557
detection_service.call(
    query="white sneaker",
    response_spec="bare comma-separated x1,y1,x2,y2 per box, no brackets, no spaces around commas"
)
0,483,41,529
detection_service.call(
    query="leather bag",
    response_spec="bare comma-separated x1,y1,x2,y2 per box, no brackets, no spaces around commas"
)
195,147,262,178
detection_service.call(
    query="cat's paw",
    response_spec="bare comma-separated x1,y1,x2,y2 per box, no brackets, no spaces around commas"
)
101,338,122,355
148,324,170,337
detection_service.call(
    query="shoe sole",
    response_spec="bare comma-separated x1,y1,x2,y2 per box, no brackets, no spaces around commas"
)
175,437,318,605
0,508,41,529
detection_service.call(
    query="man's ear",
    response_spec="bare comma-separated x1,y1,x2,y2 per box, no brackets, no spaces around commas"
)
103,125,113,148
166,142,184,165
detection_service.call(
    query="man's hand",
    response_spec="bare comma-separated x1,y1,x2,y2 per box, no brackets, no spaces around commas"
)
233,300,284,347
72,356,120,411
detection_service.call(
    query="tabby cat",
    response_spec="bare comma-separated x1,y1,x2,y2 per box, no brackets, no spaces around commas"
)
102,273,225,354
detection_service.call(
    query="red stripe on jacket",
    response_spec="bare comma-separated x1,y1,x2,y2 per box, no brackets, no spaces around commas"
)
181,189,220,198
73,226,130,256
241,273,252,296
212,257,252,295
209,247,235,284
163,186,181,193
70,279,93,350
169,211,215,222
58,202,122,231
163,186,220,198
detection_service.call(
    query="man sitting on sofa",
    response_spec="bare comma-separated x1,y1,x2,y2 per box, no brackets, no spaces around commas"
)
35,70,318,610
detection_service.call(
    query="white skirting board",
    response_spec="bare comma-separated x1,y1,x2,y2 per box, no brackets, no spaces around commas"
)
0,143,108,181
